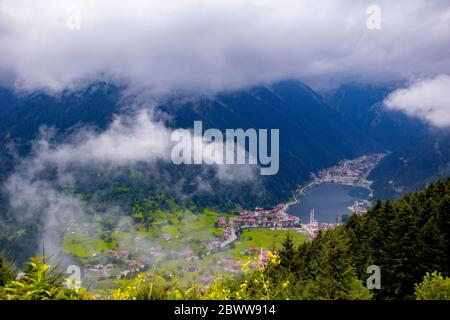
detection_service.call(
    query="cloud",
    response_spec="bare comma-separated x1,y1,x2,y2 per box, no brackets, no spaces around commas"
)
23,109,257,177
4,108,258,217
33,110,173,169
384,74,450,127
0,0,449,93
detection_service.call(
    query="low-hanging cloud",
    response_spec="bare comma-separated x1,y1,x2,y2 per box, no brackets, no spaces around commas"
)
33,110,173,169
384,74,450,127
12,108,257,181
0,0,449,93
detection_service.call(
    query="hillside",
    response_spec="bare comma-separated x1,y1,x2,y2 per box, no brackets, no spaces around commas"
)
0,80,380,207
369,130,450,199
324,84,427,151
325,84,450,200
158,80,381,201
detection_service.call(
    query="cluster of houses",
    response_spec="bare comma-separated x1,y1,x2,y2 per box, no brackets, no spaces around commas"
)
317,153,384,185
108,250,146,278
217,248,275,274
82,249,147,279
217,204,301,231
81,202,325,284
204,204,303,252
347,199,372,215
84,263,114,278
217,256,244,273
149,245,165,259
147,244,201,261
108,249,129,259
306,222,339,239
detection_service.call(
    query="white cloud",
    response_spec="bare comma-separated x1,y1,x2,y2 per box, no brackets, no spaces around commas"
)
0,0,449,93
384,74,450,127
34,110,173,169
25,110,257,178
4,110,257,217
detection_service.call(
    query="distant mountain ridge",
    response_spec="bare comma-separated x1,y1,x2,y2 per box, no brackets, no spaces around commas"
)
324,84,450,200
0,80,384,207
157,80,382,200
323,84,428,151
369,130,450,199
0,80,447,205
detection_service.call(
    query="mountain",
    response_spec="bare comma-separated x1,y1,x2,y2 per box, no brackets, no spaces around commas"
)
0,79,447,263
0,80,384,262
0,80,381,207
0,82,123,180
324,84,450,200
157,80,381,200
324,84,428,150
369,130,450,199
0,80,446,205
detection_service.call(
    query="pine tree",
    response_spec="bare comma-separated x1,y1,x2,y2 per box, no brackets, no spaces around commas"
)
279,233,296,271
0,255,15,287
298,229,371,300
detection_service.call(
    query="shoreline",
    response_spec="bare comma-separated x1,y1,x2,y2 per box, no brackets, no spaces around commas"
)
283,153,385,217
284,173,377,219
285,181,372,224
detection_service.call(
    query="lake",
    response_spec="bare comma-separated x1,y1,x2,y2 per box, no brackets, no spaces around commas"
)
287,183,370,223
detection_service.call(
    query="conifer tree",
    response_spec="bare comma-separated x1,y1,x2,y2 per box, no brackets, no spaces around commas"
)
279,233,296,271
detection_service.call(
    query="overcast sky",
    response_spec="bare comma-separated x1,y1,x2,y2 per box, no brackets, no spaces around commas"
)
0,0,449,95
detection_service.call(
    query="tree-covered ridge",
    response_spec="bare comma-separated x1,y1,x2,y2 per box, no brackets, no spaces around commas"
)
269,176,450,300
345,176,450,299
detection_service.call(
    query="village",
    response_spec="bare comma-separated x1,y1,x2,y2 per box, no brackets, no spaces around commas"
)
81,194,343,284
80,205,305,284
215,204,300,244
316,153,385,186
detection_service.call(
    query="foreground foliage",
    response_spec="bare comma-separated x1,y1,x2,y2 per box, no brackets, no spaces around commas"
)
415,272,450,300
0,257,92,300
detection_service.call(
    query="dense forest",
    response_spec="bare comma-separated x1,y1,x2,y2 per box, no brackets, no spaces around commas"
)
0,177,449,300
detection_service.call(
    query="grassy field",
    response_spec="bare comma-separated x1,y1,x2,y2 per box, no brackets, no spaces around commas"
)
62,233,118,262
230,228,308,257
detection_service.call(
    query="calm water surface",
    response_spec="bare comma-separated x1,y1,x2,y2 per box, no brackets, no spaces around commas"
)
287,183,369,223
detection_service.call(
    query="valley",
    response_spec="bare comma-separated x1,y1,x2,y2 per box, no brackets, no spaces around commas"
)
60,153,382,291
0,0,449,303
